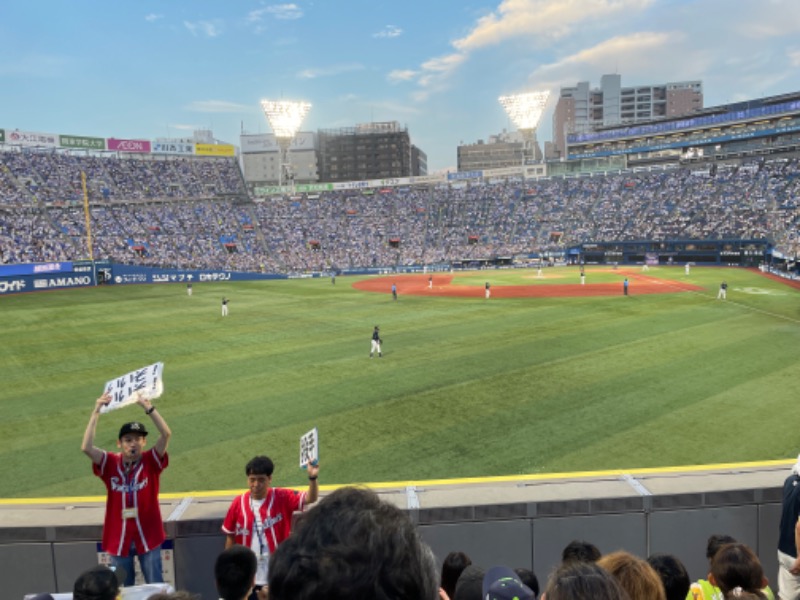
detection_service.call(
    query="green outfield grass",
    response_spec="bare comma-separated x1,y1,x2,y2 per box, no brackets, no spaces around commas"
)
1,266,798,498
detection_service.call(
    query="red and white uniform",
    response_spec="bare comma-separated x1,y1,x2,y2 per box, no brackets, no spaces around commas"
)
93,448,169,556
222,488,307,552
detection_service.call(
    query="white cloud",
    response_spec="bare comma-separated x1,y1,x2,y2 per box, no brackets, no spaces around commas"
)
184,20,223,38
144,13,163,23
532,31,674,79
297,63,365,79
185,100,252,113
387,69,418,83
266,4,303,20
421,53,467,74
373,25,403,39
247,8,268,23
168,123,199,131
453,0,654,51
789,48,800,67
520,30,711,100
393,0,653,103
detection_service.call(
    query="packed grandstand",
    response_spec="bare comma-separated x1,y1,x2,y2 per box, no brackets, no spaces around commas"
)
1,147,798,275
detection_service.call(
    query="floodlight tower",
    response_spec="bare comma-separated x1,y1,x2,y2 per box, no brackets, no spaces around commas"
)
498,90,550,164
260,99,312,187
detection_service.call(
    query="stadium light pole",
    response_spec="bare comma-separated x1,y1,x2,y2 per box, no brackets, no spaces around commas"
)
498,91,550,164
260,99,312,188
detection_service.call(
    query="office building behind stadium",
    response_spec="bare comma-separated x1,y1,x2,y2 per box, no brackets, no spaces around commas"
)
565,90,800,167
551,73,704,160
241,121,427,186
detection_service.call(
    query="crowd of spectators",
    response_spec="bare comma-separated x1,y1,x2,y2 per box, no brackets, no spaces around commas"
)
2,148,798,272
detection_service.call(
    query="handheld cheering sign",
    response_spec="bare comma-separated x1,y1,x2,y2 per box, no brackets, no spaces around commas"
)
100,362,164,413
300,427,319,469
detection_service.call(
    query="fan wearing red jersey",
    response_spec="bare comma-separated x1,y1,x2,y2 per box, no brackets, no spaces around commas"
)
81,391,172,587
222,456,320,598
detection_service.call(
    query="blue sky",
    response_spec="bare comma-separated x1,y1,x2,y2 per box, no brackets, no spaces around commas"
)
2,0,799,171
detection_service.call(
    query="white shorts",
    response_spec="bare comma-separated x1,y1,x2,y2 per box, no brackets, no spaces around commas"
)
778,550,800,600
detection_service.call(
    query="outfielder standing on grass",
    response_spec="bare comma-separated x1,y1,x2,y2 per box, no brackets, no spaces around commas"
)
370,325,382,358
81,391,172,586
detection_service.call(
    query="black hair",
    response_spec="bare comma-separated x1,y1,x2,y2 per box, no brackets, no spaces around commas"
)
215,545,257,600
441,551,472,599
707,534,737,560
245,455,274,477
73,566,121,600
562,540,602,564
268,486,439,600
647,554,690,600
515,567,540,598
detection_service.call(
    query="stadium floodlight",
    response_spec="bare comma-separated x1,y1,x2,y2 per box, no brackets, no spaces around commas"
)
498,90,550,163
260,99,312,187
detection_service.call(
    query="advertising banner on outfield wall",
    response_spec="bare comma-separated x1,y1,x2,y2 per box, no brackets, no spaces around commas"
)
108,138,151,153
447,170,483,181
110,264,285,284
0,272,96,295
0,263,283,294
195,143,235,157
6,129,58,147
0,262,74,277
60,134,106,150
152,140,195,155
410,174,447,185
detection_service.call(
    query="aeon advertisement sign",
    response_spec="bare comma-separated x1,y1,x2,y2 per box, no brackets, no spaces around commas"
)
107,138,152,153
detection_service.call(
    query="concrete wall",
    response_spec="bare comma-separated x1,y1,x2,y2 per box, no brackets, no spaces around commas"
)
1,463,789,600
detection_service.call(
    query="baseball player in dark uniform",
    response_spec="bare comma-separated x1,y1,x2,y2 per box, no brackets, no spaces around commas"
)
370,326,382,358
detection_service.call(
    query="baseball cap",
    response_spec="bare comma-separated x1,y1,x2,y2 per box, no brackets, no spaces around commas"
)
118,421,149,439
73,565,127,600
483,566,535,600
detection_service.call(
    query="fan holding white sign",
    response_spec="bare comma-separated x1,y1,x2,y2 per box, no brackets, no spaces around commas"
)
80,361,173,588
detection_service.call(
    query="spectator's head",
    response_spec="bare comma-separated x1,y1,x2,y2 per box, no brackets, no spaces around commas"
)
117,421,148,461
561,540,602,564
482,566,535,600
245,455,274,500
543,560,630,600
514,567,540,599
598,551,665,600
707,534,737,561
73,565,124,600
453,564,485,600
709,543,768,597
147,594,200,600
215,544,257,600
646,554,690,600
441,551,472,599
268,486,439,600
